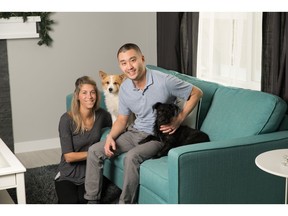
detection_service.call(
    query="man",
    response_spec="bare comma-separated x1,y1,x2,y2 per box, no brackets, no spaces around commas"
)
84,43,203,204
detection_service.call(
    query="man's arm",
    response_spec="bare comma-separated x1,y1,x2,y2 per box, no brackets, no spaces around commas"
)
178,85,203,123
104,114,129,157
160,86,203,134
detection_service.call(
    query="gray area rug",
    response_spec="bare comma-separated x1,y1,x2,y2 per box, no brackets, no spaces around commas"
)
8,164,121,204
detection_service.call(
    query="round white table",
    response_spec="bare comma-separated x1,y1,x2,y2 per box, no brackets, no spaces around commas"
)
255,149,288,204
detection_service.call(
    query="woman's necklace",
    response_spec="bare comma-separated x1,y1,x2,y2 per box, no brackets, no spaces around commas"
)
83,113,95,132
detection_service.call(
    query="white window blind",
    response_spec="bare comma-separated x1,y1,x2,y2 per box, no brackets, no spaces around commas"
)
196,12,262,90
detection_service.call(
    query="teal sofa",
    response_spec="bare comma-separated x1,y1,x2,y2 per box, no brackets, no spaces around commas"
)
66,65,288,204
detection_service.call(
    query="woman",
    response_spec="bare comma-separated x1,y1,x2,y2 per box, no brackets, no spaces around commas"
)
55,76,112,204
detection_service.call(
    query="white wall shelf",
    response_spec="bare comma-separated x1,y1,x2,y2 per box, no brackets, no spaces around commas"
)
0,16,40,39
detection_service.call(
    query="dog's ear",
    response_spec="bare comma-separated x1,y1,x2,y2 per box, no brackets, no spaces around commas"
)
171,103,180,116
99,71,107,79
119,73,127,81
152,102,162,110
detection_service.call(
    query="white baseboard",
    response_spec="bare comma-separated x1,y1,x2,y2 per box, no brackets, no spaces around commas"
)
14,138,60,154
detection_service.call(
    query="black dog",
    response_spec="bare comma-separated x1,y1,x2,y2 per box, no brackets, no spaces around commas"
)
139,102,210,158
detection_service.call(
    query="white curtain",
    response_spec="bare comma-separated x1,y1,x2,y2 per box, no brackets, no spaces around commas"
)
197,12,262,90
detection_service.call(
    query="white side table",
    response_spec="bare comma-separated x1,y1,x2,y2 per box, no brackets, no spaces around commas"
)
0,138,26,204
255,149,288,204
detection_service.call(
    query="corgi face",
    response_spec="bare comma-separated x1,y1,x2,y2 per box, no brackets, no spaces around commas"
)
99,70,126,94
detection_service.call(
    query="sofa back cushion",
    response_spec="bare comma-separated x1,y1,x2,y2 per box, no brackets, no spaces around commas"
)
176,98,201,129
279,115,288,131
200,86,287,141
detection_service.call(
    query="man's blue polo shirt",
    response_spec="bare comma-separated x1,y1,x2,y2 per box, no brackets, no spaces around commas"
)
118,67,193,135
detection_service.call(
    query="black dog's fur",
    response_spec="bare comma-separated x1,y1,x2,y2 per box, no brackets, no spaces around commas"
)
139,102,210,158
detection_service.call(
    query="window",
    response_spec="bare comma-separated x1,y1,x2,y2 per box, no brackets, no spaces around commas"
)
197,12,262,90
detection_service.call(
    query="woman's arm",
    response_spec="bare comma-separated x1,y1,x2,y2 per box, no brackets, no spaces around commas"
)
63,151,87,163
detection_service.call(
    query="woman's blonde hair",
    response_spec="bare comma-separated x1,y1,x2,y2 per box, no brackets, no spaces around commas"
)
69,76,100,134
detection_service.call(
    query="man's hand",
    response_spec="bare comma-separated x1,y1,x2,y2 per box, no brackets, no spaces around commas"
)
160,116,181,135
160,86,203,135
103,114,129,158
104,134,116,158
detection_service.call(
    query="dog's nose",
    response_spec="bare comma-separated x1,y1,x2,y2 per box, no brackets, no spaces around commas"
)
108,88,113,92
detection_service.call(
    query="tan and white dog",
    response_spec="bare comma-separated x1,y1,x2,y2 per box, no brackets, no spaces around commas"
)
99,70,126,123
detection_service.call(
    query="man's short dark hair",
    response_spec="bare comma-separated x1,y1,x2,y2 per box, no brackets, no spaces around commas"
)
117,43,142,58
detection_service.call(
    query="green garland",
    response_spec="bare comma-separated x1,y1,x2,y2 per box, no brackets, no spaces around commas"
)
0,12,55,47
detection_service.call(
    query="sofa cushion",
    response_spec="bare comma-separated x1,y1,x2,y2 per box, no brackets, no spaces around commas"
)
176,98,201,129
140,157,169,202
200,86,287,141
173,74,220,128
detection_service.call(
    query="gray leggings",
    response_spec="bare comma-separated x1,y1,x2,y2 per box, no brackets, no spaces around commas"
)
84,126,164,204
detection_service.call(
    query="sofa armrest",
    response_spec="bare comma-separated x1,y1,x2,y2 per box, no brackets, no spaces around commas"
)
168,131,288,203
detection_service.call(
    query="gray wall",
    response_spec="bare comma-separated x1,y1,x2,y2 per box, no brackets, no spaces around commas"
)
7,12,157,151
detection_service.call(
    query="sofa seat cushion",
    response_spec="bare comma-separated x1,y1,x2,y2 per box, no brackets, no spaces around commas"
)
140,156,169,202
200,86,287,141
